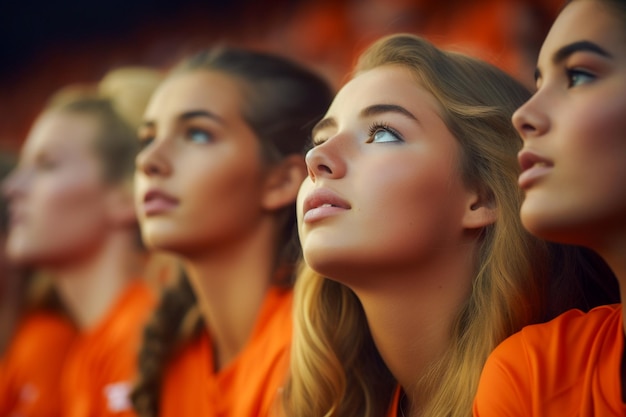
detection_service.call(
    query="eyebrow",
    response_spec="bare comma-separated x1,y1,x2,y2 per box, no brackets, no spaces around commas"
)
536,40,613,81
360,103,418,122
311,103,418,138
553,40,612,64
141,109,225,129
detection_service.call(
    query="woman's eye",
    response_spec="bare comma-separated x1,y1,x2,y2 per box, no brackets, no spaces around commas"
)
311,136,327,148
368,124,403,143
567,69,595,88
187,128,212,143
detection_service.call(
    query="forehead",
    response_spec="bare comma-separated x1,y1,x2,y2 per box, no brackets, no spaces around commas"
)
539,1,624,63
328,65,440,118
22,110,98,158
145,70,245,120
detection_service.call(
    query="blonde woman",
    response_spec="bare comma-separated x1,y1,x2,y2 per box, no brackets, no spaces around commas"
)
2,67,162,417
281,34,616,417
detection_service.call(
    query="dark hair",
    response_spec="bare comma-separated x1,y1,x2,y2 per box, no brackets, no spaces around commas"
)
131,46,333,417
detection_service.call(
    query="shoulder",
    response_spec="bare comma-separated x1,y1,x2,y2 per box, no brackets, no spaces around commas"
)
474,304,622,416
4,312,76,362
490,304,620,368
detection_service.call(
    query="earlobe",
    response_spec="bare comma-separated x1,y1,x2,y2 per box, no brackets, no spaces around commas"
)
261,155,307,211
462,191,497,229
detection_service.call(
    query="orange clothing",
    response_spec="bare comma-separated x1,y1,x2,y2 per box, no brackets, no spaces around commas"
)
159,286,293,417
60,281,155,417
0,312,77,417
386,386,401,417
473,304,626,416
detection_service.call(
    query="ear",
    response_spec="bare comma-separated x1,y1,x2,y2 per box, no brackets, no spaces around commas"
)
105,181,137,227
261,155,307,211
462,187,497,230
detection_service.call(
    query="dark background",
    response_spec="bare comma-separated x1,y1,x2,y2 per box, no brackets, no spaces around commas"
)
0,0,562,151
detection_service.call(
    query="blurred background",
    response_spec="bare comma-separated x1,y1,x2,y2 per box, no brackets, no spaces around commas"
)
0,0,563,151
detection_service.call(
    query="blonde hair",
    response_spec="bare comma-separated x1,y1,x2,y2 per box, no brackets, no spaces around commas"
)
283,34,580,417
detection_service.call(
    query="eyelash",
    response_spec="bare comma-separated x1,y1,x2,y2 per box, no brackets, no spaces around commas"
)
566,67,596,88
186,127,213,143
367,122,403,142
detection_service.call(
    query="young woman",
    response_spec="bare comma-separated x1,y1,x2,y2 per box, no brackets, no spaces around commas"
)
474,0,626,415
131,46,332,417
0,152,76,417
281,33,616,417
2,68,160,417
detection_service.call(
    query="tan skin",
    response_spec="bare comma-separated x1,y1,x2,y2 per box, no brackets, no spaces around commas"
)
511,0,626,402
3,109,140,328
135,70,305,369
299,65,496,415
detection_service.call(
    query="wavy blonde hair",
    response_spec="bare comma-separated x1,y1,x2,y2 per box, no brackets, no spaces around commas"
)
282,33,616,417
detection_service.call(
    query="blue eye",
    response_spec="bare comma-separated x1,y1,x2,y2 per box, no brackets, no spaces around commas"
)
367,123,403,143
567,69,595,87
188,128,212,143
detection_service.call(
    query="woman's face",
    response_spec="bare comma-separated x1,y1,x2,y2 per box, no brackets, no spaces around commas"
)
135,70,272,255
297,65,482,280
3,110,112,266
512,0,626,247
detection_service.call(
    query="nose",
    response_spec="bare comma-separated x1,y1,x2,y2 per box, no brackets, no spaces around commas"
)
2,166,27,201
304,138,347,182
136,138,171,177
512,92,550,141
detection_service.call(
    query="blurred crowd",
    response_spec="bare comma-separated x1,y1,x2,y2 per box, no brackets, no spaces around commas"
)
0,0,561,150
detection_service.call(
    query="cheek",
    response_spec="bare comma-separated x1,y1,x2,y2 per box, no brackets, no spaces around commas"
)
355,155,465,254
570,89,626,152
180,157,267,240
10,176,107,262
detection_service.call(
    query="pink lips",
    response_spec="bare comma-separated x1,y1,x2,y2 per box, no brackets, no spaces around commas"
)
518,150,553,189
302,188,350,223
142,189,179,216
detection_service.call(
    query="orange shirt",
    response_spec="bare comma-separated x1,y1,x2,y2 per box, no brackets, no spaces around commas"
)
386,386,401,417
60,281,155,417
0,312,77,417
473,304,626,416
159,286,293,417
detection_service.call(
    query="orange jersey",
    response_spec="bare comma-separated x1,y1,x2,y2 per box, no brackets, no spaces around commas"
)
0,312,76,417
159,286,293,417
60,281,156,417
473,304,626,416
386,386,401,417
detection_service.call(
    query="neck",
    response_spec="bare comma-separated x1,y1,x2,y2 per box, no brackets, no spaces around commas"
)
182,218,279,371
349,244,477,415
52,232,142,329
590,233,626,331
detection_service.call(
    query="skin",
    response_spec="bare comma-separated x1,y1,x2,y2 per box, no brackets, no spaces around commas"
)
298,64,495,413
135,69,304,368
512,0,626,308
4,111,113,266
2,109,139,328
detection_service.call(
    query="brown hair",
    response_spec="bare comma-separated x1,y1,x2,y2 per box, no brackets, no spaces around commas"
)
131,46,333,417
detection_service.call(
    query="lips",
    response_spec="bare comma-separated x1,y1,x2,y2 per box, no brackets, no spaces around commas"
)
302,188,350,223
142,189,179,216
518,149,553,189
